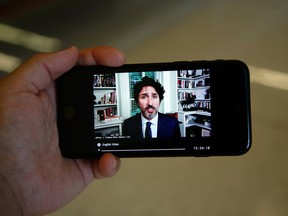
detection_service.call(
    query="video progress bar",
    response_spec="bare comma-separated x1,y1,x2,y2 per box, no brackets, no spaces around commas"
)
101,148,186,152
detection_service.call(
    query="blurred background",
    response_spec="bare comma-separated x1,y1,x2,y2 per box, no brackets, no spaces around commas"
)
1,0,288,215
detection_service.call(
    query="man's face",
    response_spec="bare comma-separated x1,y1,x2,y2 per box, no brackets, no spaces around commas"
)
138,86,160,120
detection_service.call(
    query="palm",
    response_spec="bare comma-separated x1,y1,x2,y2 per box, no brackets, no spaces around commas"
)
0,80,91,214
0,46,124,215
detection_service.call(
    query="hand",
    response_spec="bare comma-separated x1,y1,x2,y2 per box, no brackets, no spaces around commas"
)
0,46,125,215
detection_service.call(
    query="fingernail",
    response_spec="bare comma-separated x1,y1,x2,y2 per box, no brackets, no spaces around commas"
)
112,156,121,172
111,156,118,169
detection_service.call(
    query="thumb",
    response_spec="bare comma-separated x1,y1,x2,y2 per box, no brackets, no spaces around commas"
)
8,46,79,93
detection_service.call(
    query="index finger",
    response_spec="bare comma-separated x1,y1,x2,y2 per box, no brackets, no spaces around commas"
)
78,46,126,67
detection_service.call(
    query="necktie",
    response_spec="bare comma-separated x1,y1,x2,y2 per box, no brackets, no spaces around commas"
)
145,122,152,138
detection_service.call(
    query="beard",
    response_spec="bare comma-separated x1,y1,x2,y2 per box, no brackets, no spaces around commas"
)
141,105,158,120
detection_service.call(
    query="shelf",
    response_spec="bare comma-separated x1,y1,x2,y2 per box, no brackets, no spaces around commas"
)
94,119,123,129
177,74,210,80
179,99,211,102
94,73,120,136
177,69,211,138
194,99,211,101
186,123,211,130
178,86,210,90
94,87,116,90
94,103,117,107
178,111,211,116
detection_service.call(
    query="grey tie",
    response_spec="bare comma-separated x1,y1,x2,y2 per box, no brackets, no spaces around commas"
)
145,122,152,138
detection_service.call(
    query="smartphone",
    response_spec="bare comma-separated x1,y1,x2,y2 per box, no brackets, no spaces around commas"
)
57,60,251,158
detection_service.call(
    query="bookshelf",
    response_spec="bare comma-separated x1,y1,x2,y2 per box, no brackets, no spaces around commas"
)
93,74,122,137
177,69,211,137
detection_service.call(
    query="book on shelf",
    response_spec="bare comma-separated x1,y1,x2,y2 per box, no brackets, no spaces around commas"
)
195,101,211,110
186,125,211,138
178,79,194,89
95,91,117,105
103,91,117,104
95,107,118,124
179,98,211,111
94,74,116,87
178,91,197,101
178,78,210,89
178,69,210,79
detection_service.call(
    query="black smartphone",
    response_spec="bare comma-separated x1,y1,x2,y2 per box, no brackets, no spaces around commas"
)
57,60,251,158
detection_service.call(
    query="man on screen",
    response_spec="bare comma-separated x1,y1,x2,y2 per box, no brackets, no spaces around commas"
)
123,76,181,138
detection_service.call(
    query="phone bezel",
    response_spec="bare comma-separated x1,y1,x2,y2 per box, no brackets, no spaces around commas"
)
57,60,251,158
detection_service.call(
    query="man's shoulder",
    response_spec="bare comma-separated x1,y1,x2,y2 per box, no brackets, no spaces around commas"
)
124,113,141,123
158,113,178,123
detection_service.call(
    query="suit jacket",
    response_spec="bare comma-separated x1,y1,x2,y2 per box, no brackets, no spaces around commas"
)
123,113,181,138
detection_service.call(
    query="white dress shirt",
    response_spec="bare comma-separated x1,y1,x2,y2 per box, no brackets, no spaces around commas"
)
141,113,158,138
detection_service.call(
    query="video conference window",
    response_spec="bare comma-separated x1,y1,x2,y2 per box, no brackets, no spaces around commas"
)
93,70,211,139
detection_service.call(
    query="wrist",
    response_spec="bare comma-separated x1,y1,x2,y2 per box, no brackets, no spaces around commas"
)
0,173,23,215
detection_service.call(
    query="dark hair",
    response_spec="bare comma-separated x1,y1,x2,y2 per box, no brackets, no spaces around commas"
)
133,76,165,102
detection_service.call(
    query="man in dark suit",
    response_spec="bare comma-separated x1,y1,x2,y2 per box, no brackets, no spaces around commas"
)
123,76,180,138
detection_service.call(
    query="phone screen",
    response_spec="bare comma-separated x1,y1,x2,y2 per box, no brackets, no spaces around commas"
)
92,68,212,155
57,61,251,158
